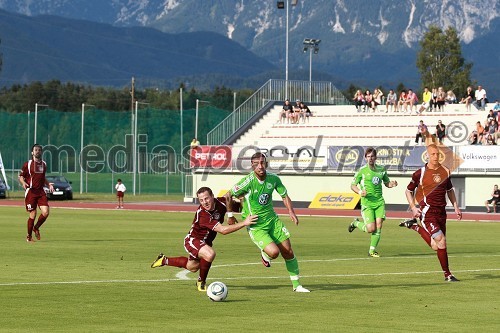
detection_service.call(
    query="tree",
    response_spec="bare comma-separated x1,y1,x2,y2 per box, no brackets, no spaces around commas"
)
416,26,472,98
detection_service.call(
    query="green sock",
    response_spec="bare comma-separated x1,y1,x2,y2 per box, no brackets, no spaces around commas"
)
285,257,300,288
354,219,368,232
369,229,381,253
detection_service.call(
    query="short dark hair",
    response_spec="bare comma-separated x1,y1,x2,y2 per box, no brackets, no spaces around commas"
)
251,152,267,162
196,186,213,197
31,143,42,152
117,179,122,182
364,147,377,157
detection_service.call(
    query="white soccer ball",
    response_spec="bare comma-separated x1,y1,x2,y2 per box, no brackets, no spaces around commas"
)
206,281,228,302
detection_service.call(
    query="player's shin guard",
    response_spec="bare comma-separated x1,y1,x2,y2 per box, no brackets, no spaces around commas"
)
27,218,35,237
437,248,451,277
34,214,47,230
198,258,212,283
166,256,188,269
285,257,300,289
370,229,381,252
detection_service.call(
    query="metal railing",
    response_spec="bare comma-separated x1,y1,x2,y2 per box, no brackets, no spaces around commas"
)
207,79,350,145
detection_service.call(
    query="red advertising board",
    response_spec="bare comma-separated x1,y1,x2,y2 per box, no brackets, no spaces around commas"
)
190,146,232,169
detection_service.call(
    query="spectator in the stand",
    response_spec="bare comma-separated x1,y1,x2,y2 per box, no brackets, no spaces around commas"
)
418,87,432,115
373,88,383,112
485,118,498,145
280,99,292,124
430,87,438,112
398,90,408,113
435,120,446,144
493,100,500,115
485,184,499,213
467,130,478,145
476,121,485,144
445,90,457,104
299,102,312,124
473,85,488,111
291,99,301,124
385,89,397,113
415,120,428,145
365,90,375,112
406,89,418,114
459,86,474,112
353,90,366,113
190,138,200,148
436,87,446,111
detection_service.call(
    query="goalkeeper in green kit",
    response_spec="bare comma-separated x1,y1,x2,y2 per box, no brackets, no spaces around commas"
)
225,152,309,292
348,147,398,257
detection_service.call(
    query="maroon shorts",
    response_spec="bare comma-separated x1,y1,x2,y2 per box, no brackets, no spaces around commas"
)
24,189,49,212
117,191,124,198
420,206,447,236
184,236,211,260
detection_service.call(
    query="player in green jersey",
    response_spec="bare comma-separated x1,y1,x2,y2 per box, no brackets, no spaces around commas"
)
225,152,309,292
348,147,398,257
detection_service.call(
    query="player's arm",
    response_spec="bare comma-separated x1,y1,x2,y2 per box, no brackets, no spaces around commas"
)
405,189,421,219
447,189,462,221
213,215,258,235
351,172,366,196
44,178,55,192
223,191,238,225
282,194,299,225
384,180,398,188
18,166,29,189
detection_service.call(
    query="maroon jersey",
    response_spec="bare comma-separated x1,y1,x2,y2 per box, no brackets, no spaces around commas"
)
186,197,228,244
407,163,453,208
20,159,47,195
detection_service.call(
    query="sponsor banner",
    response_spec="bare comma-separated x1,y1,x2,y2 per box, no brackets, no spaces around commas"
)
309,192,360,209
232,145,328,170
190,146,232,169
327,146,459,170
458,145,500,169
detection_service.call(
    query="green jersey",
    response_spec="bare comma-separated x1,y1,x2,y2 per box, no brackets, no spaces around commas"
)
351,164,390,207
230,172,287,226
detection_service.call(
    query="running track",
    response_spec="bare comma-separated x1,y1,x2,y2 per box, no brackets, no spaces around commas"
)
0,199,497,222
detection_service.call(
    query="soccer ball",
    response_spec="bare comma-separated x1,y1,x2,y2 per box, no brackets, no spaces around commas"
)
206,281,228,302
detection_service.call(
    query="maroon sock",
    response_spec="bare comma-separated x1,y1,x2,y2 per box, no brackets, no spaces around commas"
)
166,256,188,269
437,248,451,277
34,214,47,230
27,218,35,237
411,225,432,247
198,259,212,283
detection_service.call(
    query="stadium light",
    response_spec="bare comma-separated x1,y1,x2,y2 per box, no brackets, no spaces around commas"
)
303,38,321,101
277,1,299,100
80,103,95,194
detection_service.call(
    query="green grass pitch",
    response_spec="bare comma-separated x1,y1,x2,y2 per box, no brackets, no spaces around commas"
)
0,206,499,332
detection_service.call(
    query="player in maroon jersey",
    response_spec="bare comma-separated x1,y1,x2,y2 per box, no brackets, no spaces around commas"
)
18,144,54,242
400,144,462,282
150,187,257,291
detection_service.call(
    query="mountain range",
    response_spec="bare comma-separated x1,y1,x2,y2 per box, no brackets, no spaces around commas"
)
0,0,499,97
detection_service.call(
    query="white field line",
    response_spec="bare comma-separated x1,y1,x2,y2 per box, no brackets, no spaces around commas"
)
1,254,499,286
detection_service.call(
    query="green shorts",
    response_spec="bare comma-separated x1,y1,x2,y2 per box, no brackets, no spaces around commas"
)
247,216,290,250
361,202,386,224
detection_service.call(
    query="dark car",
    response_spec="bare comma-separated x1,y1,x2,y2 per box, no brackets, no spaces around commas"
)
0,179,7,198
45,175,73,200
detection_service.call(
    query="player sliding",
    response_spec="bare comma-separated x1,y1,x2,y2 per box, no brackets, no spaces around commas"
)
400,144,462,282
226,152,310,292
348,147,398,257
151,187,257,291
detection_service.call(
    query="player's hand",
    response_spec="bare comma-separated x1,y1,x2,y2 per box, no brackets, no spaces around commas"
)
290,212,299,225
411,206,421,218
227,216,237,225
359,190,367,197
390,180,398,187
243,215,258,226
48,183,55,193
455,208,462,221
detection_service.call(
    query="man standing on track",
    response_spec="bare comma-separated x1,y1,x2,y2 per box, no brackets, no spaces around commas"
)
18,144,54,242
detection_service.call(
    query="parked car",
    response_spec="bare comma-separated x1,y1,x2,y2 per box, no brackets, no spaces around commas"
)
0,179,7,198
44,175,73,200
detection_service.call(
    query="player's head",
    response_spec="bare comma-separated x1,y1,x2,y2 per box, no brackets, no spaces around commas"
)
494,184,498,190
250,152,267,178
196,187,215,210
364,147,377,166
426,144,440,168
117,179,122,183
31,144,43,159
